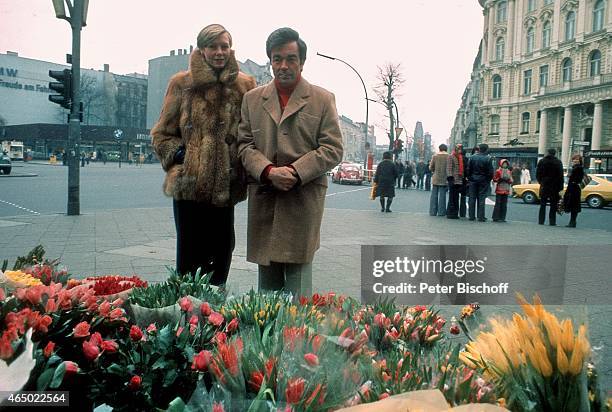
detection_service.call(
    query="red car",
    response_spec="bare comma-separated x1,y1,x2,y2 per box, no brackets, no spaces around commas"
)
331,163,363,185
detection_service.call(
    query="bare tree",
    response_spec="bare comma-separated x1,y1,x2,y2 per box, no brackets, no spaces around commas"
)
374,63,404,151
80,73,104,125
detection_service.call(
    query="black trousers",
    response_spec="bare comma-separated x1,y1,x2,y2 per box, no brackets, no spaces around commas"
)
538,192,559,225
468,180,489,220
492,194,508,221
447,184,462,218
173,199,234,286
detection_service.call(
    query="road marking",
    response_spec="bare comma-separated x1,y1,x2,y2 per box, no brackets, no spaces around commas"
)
0,199,40,215
326,187,371,197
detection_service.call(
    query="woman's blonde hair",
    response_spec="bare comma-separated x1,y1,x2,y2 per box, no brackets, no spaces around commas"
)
197,24,232,49
571,154,583,164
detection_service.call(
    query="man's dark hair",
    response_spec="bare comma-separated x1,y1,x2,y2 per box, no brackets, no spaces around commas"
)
439,144,448,152
478,143,489,153
547,148,556,156
383,151,392,160
266,27,307,63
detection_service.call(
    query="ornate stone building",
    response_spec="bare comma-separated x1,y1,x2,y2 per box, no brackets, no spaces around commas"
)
477,0,612,171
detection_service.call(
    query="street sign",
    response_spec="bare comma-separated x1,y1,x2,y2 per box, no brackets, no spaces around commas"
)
394,127,403,137
573,141,590,146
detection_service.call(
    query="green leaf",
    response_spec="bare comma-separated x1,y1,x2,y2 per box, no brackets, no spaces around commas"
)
49,362,66,389
37,368,55,390
151,357,167,370
165,397,186,412
107,363,124,376
163,369,178,387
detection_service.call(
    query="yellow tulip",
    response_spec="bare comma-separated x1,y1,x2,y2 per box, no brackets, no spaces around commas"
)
556,344,570,375
568,346,584,375
560,319,574,353
542,313,561,348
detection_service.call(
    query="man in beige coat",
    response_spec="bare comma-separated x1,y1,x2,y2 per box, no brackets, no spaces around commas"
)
429,144,450,216
238,27,343,297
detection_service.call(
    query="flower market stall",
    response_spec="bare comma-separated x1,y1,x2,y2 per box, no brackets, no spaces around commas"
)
0,247,608,411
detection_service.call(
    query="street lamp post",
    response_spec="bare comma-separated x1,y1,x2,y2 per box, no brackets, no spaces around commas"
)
52,0,88,215
317,53,369,168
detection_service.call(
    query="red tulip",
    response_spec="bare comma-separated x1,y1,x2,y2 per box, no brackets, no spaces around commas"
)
208,311,224,327
43,341,55,358
248,370,264,392
378,392,390,400
179,296,193,312
35,315,53,334
200,302,212,317
98,300,111,316
285,377,306,404
82,340,100,361
450,324,460,335
63,361,78,377
129,325,143,341
128,375,141,391
212,403,225,412
45,298,57,313
226,318,239,333
304,353,319,367
191,350,212,371
89,332,103,347
189,315,199,326
101,340,118,353
0,288,5,301
146,323,157,334
311,335,323,352
72,321,91,338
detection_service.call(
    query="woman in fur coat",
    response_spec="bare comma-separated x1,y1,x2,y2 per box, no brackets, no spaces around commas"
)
152,24,257,285
374,151,399,212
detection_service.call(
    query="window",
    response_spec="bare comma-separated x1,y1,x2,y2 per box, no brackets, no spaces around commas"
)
490,115,500,135
542,21,551,48
524,69,533,94
522,112,531,133
562,58,572,82
497,1,507,23
593,0,605,31
565,12,576,40
528,0,536,12
492,75,502,98
544,0,553,4
560,111,565,132
590,50,602,76
526,27,535,53
536,111,541,133
496,37,505,61
540,65,549,88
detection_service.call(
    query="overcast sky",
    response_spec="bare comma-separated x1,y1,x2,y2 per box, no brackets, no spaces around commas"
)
0,0,483,146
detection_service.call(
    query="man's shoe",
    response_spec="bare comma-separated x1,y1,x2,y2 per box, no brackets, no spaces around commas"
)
478,218,487,222
447,216,459,219
381,208,385,212
385,209,392,213
469,217,476,221
550,223,556,226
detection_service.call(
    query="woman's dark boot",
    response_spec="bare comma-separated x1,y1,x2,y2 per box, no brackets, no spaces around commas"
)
385,198,393,212
380,198,385,212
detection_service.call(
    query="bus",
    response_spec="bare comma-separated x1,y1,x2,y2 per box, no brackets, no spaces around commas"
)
1,141,24,161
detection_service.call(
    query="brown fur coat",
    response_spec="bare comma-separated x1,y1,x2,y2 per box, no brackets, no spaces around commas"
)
152,49,256,206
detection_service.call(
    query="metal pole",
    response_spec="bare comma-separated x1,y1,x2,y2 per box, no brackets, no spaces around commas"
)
316,53,369,169
67,0,82,215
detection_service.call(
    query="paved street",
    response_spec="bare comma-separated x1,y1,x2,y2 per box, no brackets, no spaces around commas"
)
1,161,611,389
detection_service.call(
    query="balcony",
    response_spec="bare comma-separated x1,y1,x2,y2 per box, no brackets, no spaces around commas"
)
540,73,612,95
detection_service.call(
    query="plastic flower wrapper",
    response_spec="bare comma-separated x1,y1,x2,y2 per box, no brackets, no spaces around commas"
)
459,294,593,412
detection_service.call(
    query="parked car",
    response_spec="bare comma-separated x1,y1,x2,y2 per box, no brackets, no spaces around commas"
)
512,174,612,208
0,151,11,175
331,163,363,185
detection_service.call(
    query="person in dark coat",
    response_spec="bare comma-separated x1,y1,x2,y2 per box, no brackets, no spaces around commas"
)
416,160,426,189
536,148,564,226
403,161,413,189
563,154,584,228
424,162,432,191
467,143,494,222
394,160,404,189
375,151,398,212
511,163,522,188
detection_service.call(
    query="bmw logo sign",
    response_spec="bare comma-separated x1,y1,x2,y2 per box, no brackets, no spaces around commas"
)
113,129,124,140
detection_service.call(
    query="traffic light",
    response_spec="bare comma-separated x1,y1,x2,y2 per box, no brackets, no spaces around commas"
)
48,69,72,109
394,139,404,154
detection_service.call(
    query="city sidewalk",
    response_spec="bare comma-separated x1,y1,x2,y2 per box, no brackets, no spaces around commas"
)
1,205,611,387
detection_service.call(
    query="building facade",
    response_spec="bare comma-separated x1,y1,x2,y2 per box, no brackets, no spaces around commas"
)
450,48,482,150
146,47,272,129
476,0,612,171
339,115,367,162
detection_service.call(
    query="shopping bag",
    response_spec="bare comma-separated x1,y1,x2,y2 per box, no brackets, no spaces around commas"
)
370,182,378,200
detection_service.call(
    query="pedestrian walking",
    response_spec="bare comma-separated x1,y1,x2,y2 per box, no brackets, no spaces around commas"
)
536,149,564,226
402,161,413,189
520,164,531,185
416,160,425,190
374,151,398,212
152,24,257,285
395,159,404,189
238,27,343,298
492,159,512,222
467,143,494,222
429,144,450,216
446,143,465,219
563,154,585,228
424,162,432,191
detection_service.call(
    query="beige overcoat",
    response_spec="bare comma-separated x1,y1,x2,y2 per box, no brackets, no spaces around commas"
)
238,78,343,265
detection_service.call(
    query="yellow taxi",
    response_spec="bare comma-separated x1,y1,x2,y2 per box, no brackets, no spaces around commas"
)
512,174,612,208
